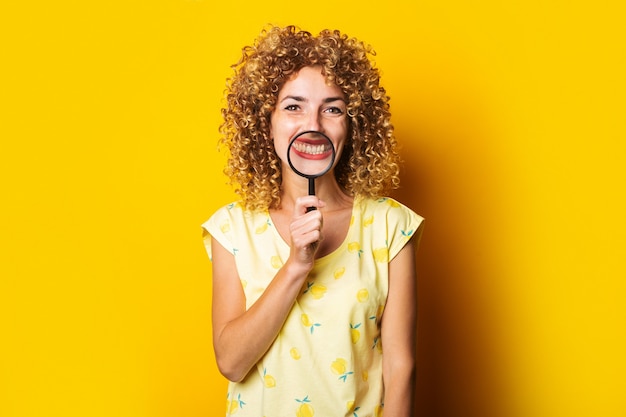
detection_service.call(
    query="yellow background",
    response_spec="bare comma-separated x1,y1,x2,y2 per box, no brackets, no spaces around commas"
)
1,1,624,416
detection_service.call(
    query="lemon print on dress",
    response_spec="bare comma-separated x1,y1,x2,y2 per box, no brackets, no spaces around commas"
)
350,323,361,344
227,399,237,415
295,396,314,417
220,220,231,233
348,242,363,258
263,368,276,388
347,401,361,416
369,304,384,323
374,404,384,417
372,247,389,263
304,282,327,299
362,215,374,227
401,228,415,240
378,197,400,207
255,219,271,234
331,358,354,382
226,393,245,415
290,347,301,360
301,313,321,334
264,374,276,388
356,288,369,303
362,370,368,381
372,337,383,353
334,266,345,279
270,255,283,269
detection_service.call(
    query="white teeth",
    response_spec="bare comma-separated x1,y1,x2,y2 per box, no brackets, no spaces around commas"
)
293,142,329,155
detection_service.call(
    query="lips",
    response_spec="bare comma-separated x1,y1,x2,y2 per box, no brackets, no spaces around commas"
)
291,139,333,159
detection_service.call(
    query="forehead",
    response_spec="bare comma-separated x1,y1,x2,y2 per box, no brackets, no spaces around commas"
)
278,66,344,98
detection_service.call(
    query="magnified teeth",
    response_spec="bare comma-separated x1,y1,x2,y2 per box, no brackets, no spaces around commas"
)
293,142,330,155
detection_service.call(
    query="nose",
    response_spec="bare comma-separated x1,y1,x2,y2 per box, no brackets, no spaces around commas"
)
304,111,322,132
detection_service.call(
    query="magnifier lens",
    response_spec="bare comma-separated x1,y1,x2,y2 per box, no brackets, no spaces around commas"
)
287,131,335,179
287,131,336,212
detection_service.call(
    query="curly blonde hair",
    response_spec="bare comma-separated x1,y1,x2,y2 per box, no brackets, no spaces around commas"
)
219,25,401,210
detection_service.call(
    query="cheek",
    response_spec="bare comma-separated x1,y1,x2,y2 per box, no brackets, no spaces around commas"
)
334,121,349,149
269,115,290,140
270,128,289,161
335,122,350,161
269,116,297,157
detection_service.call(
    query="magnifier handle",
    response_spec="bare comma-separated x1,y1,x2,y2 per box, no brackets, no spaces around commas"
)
306,178,316,212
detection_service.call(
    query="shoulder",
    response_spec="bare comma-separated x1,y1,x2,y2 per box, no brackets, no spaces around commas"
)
357,196,425,257
202,201,268,240
358,197,424,228
202,202,240,233
202,201,267,232
201,201,269,258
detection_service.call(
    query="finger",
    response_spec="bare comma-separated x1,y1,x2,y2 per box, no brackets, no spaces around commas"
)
291,229,322,249
294,196,325,215
291,210,323,235
290,215,322,240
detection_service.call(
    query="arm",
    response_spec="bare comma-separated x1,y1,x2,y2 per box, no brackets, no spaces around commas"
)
211,196,324,382
381,239,417,416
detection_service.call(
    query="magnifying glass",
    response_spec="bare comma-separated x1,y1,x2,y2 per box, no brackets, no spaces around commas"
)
287,130,336,212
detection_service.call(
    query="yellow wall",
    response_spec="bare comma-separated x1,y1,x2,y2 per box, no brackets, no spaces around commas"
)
1,1,624,416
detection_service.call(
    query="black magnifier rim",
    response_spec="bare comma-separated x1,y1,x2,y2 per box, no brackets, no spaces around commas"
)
286,130,336,179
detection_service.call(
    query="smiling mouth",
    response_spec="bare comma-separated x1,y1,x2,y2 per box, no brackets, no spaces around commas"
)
292,140,332,156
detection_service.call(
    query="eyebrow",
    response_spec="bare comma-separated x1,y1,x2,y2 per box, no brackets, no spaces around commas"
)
280,95,347,104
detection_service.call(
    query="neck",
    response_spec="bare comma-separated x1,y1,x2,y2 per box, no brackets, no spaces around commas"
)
279,170,352,211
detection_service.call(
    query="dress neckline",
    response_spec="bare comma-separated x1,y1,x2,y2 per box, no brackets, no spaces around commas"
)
267,198,358,264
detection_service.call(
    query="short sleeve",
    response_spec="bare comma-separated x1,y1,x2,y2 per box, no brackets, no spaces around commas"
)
201,204,237,261
385,199,425,261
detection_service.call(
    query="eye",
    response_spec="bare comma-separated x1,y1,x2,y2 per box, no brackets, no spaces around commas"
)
324,106,344,115
284,104,300,111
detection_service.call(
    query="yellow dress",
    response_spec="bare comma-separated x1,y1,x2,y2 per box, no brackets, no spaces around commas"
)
203,197,424,417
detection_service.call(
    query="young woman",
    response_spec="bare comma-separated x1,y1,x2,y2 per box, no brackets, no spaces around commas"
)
203,25,424,416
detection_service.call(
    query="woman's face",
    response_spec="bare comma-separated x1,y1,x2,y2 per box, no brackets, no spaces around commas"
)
270,66,348,172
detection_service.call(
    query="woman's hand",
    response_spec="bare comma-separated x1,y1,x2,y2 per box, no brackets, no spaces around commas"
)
287,196,326,270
